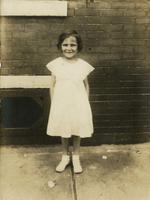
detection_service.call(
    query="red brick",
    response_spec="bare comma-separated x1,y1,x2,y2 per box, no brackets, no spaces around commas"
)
136,3,150,9
123,52,145,60
83,39,102,47
111,16,135,24
134,32,150,39
1,21,25,31
76,24,103,31
136,18,150,24
85,46,110,53
123,39,145,46
48,24,69,31
85,16,112,24
100,39,122,46
123,9,147,17
87,2,111,9
124,25,146,31
134,46,148,54
12,31,38,40
80,53,121,65
68,1,86,9
110,24,123,31
111,32,134,39
111,2,135,9
82,31,109,39
38,46,58,53
75,8,99,16
111,47,134,54
100,9,124,17
25,23,49,32
64,16,110,24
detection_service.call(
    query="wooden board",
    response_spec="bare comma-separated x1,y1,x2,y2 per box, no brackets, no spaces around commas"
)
1,0,67,16
0,76,51,88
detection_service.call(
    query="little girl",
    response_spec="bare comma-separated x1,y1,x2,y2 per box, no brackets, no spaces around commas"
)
46,30,94,173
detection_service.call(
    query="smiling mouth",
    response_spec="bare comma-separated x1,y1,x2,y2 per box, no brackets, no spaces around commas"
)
65,53,74,55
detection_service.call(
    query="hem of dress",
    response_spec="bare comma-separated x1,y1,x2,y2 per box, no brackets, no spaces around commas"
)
46,133,93,138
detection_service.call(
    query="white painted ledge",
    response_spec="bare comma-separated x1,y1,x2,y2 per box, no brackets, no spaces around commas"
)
1,0,67,16
0,76,52,88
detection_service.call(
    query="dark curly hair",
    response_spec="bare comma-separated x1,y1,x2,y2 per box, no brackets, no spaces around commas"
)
57,30,83,52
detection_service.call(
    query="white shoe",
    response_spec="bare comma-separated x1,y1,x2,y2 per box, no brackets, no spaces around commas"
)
56,155,70,172
72,155,83,174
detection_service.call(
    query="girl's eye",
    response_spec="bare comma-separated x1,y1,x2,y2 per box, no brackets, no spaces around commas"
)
62,44,77,47
71,44,77,47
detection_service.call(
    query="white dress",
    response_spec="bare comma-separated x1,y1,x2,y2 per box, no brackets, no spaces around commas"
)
46,57,95,138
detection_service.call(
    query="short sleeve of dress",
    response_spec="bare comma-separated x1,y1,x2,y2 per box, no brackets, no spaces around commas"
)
81,60,95,78
46,61,55,75
46,58,60,75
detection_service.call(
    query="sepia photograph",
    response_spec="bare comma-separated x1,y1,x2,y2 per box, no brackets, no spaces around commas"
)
0,0,150,199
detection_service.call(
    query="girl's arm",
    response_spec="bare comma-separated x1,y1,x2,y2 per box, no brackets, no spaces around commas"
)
50,74,56,100
84,78,90,98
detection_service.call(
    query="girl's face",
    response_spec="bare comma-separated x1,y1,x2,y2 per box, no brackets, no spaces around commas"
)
61,36,78,59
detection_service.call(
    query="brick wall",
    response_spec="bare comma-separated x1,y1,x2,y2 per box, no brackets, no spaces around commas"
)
1,0,150,144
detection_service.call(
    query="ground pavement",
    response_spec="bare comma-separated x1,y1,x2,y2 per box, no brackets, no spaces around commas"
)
0,143,150,200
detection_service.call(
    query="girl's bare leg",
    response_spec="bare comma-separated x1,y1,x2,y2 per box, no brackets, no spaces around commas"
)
61,137,69,155
72,136,81,155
